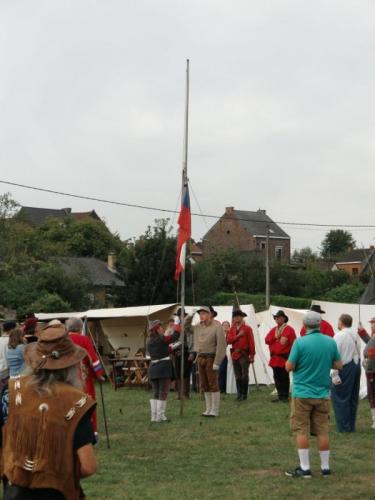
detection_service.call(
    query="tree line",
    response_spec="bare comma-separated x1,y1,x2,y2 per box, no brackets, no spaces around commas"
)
0,193,367,318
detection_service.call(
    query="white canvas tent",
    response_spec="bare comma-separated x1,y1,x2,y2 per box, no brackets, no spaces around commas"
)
36,304,179,355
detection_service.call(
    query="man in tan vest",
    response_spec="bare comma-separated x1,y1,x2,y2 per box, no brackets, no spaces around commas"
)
186,306,226,417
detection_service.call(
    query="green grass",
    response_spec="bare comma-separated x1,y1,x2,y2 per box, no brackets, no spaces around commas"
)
84,385,374,499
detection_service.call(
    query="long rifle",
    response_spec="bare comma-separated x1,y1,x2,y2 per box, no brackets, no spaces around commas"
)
233,290,259,390
84,318,111,449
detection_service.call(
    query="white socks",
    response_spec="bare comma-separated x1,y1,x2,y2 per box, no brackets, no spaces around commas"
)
319,450,330,470
298,449,310,471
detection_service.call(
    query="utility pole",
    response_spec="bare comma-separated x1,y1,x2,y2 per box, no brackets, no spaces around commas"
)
265,224,270,308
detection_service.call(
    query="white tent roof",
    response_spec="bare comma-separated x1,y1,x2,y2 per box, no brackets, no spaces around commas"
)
36,304,179,321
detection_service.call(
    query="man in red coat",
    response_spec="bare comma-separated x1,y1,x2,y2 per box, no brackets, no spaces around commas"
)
265,310,296,402
227,310,255,401
66,317,105,436
300,305,334,337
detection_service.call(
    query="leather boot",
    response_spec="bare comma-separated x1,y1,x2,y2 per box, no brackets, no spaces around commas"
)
209,392,220,417
157,400,170,422
202,392,212,416
242,380,248,400
236,380,243,401
183,378,190,399
150,399,159,422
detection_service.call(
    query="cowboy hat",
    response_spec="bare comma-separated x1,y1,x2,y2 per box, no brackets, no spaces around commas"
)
24,323,86,370
310,304,326,314
196,306,211,314
273,310,289,322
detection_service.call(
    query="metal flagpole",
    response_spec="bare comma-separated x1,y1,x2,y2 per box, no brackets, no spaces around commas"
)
180,59,190,416
265,224,270,309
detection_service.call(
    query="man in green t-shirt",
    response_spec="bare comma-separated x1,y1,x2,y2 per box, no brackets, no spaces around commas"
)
284,311,342,479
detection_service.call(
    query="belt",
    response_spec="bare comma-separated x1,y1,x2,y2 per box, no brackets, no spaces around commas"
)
151,356,170,364
198,353,215,358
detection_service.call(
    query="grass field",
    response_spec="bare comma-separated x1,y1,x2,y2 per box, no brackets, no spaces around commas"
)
84,384,374,500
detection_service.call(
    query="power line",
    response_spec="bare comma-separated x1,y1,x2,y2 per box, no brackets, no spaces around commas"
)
1,178,375,230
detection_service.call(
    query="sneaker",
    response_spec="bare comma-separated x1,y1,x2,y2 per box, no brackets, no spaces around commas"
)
285,467,312,478
321,469,331,478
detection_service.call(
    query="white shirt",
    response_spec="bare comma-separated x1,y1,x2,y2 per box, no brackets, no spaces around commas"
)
0,335,9,376
334,328,360,366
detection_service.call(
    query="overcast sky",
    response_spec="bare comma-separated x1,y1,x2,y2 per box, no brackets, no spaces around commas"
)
1,0,374,252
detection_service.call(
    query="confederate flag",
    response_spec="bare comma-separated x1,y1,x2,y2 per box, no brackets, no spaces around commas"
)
175,183,191,280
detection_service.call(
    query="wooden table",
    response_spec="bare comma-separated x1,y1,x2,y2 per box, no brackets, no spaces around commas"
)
110,356,150,390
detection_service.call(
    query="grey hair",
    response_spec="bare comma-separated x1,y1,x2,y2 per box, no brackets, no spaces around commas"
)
303,311,321,330
66,317,83,333
25,365,83,395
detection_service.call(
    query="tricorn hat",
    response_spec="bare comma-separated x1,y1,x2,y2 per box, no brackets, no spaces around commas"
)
24,323,86,370
310,304,325,314
273,310,289,323
232,309,247,318
174,307,188,318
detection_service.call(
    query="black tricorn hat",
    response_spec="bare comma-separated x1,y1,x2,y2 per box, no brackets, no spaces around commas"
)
174,307,188,318
232,309,247,318
209,305,218,317
273,310,289,322
310,304,325,314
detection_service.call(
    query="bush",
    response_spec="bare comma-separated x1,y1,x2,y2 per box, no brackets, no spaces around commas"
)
207,292,311,312
28,293,72,316
323,283,366,303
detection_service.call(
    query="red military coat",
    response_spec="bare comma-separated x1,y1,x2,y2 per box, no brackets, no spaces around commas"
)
265,324,296,368
227,323,255,361
300,319,334,337
68,332,105,433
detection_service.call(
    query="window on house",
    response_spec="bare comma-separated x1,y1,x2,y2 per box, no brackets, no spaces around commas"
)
260,242,266,250
352,268,358,275
275,246,283,260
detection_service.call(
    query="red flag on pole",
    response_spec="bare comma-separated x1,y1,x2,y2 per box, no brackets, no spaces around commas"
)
175,183,191,280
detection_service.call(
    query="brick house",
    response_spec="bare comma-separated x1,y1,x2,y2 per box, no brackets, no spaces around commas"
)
16,206,102,227
201,207,291,262
332,247,375,276
58,254,125,306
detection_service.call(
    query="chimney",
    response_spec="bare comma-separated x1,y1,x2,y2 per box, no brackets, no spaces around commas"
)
225,206,235,215
62,208,72,214
107,253,117,272
258,209,266,215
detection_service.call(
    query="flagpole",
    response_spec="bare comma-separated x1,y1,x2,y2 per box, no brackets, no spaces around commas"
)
179,59,190,416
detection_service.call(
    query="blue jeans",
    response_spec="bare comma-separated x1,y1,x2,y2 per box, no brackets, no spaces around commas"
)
331,360,361,432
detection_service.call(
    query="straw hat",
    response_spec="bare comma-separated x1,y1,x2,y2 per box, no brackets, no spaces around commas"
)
24,323,86,370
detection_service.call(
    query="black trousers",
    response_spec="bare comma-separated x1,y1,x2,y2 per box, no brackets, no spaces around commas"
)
272,366,290,400
174,352,193,380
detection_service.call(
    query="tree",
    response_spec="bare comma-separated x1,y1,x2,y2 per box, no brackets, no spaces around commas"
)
35,217,122,260
115,219,178,306
292,247,317,266
320,230,356,260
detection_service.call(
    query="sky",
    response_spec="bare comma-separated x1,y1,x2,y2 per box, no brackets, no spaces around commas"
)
1,0,374,252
